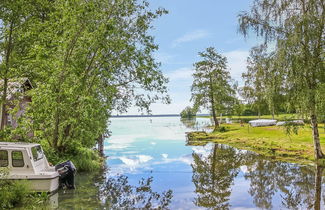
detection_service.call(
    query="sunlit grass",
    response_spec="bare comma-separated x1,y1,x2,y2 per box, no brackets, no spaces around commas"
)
188,122,325,165
197,113,298,120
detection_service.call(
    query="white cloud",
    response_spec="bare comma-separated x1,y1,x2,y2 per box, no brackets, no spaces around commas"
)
161,153,168,159
138,155,153,162
223,50,249,84
118,155,153,171
167,67,193,81
154,154,193,165
172,30,210,47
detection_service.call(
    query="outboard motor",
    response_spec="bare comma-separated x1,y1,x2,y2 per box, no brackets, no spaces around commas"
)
55,160,76,189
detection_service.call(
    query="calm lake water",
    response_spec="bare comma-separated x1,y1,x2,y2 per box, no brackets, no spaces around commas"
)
52,117,325,209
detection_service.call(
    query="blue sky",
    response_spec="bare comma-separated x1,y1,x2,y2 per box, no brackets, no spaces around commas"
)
129,0,260,114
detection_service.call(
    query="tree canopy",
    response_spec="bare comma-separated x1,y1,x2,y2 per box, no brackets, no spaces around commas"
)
0,0,169,170
180,106,196,119
191,47,237,130
239,0,325,159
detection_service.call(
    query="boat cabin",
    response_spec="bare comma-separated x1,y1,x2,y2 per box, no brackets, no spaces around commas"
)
0,142,59,193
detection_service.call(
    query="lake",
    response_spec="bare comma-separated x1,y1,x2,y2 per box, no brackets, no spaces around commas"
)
52,117,325,209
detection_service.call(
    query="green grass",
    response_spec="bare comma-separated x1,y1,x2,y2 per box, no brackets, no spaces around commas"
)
197,113,298,120
187,123,325,165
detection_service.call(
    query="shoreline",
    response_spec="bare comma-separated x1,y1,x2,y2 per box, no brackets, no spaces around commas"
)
187,123,325,165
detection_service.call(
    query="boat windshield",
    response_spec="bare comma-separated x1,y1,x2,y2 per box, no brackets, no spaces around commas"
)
31,146,44,161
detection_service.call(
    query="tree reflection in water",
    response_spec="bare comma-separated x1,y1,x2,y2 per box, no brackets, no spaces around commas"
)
243,157,323,210
100,175,173,209
58,173,173,209
180,117,211,131
191,143,325,210
192,144,242,209
180,117,197,129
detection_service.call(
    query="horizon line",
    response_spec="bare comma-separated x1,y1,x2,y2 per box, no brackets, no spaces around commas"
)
111,114,210,118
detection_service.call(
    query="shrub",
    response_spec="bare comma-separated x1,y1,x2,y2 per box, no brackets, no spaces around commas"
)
0,180,29,209
40,139,102,172
0,169,48,209
180,106,196,119
214,126,227,133
70,147,102,172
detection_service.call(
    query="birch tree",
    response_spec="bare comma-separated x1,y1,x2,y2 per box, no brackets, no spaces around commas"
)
242,45,285,119
239,0,325,159
242,45,268,118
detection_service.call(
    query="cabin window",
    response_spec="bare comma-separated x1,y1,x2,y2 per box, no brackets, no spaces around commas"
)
0,150,8,167
31,146,43,162
12,151,24,167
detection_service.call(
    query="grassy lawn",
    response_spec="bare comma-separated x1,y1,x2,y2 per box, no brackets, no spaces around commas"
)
197,113,299,120
187,122,325,165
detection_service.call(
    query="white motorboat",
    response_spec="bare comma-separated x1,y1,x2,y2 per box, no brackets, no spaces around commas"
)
0,142,76,193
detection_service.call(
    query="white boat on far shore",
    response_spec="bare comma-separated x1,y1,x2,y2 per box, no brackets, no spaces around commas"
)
248,119,277,127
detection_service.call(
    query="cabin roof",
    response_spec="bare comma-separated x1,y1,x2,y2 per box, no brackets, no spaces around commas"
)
0,142,40,149
0,78,33,100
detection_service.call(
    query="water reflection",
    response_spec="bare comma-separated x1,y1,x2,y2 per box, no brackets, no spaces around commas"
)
192,144,242,209
100,175,173,209
180,118,197,129
50,117,325,209
244,157,321,209
314,165,324,210
191,144,325,210
57,172,173,209
180,117,211,131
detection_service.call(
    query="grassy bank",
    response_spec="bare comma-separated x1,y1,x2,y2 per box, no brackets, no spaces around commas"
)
187,123,325,165
197,114,300,121
0,179,48,209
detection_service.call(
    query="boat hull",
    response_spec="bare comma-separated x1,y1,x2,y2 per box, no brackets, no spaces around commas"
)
28,176,60,193
6,175,60,193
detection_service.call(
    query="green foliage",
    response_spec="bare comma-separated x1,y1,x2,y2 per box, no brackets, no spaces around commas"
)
214,126,227,133
241,45,268,117
69,147,102,172
0,0,169,170
180,106,196,119
282,118,304,138
239,0,325,159
241,45,285,118
0,168,48,209
192,144,241,209
191,47,237,128
0,180,29,209
41,139,101,172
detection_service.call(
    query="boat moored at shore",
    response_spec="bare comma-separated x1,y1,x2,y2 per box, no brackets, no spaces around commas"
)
0,142,76,193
